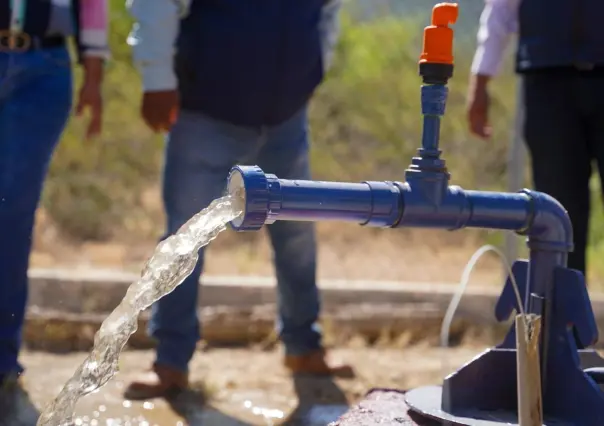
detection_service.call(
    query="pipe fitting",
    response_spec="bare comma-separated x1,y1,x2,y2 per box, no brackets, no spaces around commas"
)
520,189,574,253
226,166,403,228
421,85,448,116
361,181,403,227
227,165,271,231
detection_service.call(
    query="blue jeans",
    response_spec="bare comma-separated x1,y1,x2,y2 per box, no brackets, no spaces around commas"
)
149,107,321,372
0,47,72,375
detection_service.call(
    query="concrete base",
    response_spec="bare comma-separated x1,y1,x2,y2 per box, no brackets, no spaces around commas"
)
332,389,439,425
332,351,604,426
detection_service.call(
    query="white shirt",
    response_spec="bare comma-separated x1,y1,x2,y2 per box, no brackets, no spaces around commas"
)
471,0,521,76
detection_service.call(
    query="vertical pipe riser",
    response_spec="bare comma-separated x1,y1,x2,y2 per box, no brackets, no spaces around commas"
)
420,85,447,154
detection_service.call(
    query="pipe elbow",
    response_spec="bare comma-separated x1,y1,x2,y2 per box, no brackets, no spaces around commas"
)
521,189,573,253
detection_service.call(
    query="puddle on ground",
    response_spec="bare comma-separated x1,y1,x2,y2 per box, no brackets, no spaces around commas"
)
19,352,351,426
24,377,348,426
294,406,349,424
214,389,348,425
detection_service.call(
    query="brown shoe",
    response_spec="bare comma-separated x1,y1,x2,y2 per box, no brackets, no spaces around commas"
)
284,349,355,379
123,364,188,401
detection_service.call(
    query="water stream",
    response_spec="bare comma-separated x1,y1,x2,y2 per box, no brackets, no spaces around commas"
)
36,195,243,426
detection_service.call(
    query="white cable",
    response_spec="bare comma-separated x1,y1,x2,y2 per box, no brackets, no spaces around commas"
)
439,244,526,374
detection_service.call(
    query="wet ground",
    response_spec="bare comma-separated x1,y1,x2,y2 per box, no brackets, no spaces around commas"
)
17,346,481,426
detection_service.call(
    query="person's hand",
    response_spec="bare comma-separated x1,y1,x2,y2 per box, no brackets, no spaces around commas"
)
76,56,104,139
467,74,492,140
141,90,179,133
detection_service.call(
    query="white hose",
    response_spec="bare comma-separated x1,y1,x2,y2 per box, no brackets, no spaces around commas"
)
439,244,526,374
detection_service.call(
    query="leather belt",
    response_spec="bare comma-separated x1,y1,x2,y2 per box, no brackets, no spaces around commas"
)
0,31,65,53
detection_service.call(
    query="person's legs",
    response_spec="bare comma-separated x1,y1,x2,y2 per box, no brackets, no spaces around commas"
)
258,106,353,377
258,107,320,354
522,72,591,275
0,48,72,379
124,110,261,399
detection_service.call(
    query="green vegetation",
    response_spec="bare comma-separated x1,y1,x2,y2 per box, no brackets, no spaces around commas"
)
42,0,604,282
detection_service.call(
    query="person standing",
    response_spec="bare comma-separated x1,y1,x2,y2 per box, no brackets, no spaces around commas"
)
124,0,354,400
0,0,108,420
467,0,604,277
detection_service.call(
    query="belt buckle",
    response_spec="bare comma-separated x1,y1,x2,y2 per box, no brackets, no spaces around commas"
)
0,30,31,52
574,62,595,71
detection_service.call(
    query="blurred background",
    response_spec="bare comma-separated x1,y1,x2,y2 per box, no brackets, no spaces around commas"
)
32,0,604,286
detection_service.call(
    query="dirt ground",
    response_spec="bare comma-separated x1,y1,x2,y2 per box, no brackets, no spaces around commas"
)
22,346,483,426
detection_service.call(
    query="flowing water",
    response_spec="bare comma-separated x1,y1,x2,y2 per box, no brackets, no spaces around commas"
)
36,195,243,426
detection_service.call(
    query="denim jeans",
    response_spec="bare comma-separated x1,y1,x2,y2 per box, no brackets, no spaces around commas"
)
149,107,321,372
0,47,72,375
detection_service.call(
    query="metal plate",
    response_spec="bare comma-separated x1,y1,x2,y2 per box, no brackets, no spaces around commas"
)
578,349,604,370
405,386,570,426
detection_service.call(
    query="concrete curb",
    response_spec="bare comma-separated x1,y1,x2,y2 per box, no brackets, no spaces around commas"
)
25,303,464,352
28,268,500,317
25,268,604,351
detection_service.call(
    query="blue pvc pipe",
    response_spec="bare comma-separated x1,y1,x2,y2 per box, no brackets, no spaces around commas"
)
227,166,402,229
421,116,441,153
269,180,383,223
420,85,447,154
464,190,532,231
227,165,572,253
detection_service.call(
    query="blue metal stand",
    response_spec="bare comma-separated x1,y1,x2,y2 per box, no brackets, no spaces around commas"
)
224,3,604,425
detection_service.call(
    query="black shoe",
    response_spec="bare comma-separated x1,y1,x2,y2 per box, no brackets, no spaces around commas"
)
0,372,40,426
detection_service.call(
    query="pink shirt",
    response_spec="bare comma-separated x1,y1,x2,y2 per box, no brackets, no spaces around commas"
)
78,0,109,58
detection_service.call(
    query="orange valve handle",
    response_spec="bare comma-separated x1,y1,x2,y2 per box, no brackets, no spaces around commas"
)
419,2,459,65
